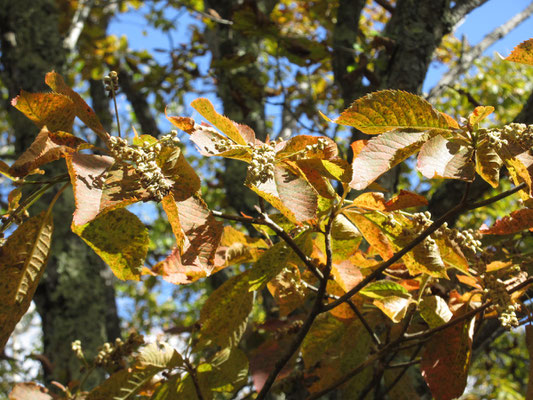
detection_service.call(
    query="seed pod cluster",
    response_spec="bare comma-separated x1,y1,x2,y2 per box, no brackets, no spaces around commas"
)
108,136,173,201
482,273,519,330
247,144,277,185
104,71,119,96
434,223,482,257
94,332,144,371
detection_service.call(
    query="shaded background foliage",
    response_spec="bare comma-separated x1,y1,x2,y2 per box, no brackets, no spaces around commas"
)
1,0,533,398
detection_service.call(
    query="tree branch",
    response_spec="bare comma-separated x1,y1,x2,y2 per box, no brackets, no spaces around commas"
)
449,0,490,26
255,211,336,399
428,1,533,102
64,0,95,51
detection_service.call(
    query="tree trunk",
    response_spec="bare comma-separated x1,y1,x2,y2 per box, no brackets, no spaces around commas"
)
204,0,277,216
0,0,120,389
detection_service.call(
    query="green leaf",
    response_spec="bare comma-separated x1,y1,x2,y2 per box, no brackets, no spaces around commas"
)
332,90,453,134
359,280,408,299
86,366,160,400
421,307,475,400
417,135,475,181
197,271,253,349
0,211,53,351
350,129,438,190
419,295,453,329
202,347,249,393
248,232,311,291
302,315,373,396
11,91,75,132
72,208,148,280
505,38,533,66
137,342,183,369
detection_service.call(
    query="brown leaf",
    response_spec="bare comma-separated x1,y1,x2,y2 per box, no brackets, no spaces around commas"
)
66,153,148,226
421,306,475,400
0,211,53,351
9,382,53,400
350,129,437,190
10,127,87,177
153,195,223,285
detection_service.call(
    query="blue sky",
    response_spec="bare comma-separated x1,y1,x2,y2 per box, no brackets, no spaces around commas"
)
109,0,533,96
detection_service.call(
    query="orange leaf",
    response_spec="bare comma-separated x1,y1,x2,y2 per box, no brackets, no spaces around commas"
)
45,71,106,138
468,106,494,126
480,208,533,234
505,38,533,66
11,91,75,132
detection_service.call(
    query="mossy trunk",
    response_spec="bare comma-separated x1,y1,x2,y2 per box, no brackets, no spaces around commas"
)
0,0,120,389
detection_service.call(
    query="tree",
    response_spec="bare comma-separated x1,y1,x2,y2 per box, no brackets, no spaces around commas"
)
2,1,533,399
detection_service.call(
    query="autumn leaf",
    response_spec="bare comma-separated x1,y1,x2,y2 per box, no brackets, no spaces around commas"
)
72,208,149,280
10,127,88,177
45,71,107,138
0,210,53,351
352,190,428,212
480,208,533,234
421,306,475,400
359,280,408,299
196,271,253,349
267,264,306,316
153,195,223,285
419,295,453,329
66,153,150,226
417,134,475,181
475,137,503,188
330,90,453,134
505,38,533,66
302,315,373,396
248,232,311,291
11,91,75,132
468,106,494,126
350,129,439,190
9,383,53,400
248,164,318,223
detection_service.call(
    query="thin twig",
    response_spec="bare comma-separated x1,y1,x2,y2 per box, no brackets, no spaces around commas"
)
428,1,533,101
184,358,205,400
255,210,336,399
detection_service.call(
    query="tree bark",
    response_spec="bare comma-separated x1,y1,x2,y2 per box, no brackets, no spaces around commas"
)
0,0,120,389
204,0,277,216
